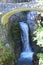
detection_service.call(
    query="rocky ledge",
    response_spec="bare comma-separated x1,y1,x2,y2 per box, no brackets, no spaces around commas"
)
0,1,43,14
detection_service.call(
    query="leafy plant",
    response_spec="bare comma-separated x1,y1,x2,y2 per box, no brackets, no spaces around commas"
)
0,45,14,65
33,26,43,47
37,53,43,65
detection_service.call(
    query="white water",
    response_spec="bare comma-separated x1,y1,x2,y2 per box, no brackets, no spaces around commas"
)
19,22,34,61
18,11,39,62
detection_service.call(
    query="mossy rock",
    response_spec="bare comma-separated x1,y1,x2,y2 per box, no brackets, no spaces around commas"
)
10,21,22,54
0,45,14,65
6,12,27,64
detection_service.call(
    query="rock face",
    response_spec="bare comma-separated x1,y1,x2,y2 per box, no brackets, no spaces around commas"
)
0,2,43,13
9,12,27,58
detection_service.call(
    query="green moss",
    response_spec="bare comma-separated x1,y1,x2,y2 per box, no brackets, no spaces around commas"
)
11,21,20,42
0,45,14,65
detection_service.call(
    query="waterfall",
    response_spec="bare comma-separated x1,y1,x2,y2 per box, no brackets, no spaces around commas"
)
18,11,38,65
19,22,32,52
18,21,34,61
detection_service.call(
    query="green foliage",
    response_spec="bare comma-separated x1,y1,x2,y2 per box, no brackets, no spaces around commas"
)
0,45,14,65
37,26,43,47
37,53,43,65
37,53,43,59
11,21,20,42
37,26,43,32
33,26,43,47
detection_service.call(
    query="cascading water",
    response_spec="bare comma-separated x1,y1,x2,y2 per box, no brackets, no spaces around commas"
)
19,22,34,59
17,22,34,65
17,11,38,65
20,22,31,52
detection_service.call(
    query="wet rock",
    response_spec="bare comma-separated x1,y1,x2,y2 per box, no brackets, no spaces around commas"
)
9,12,26,23
33,54,39,65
